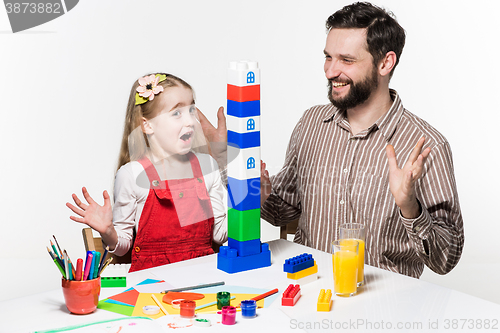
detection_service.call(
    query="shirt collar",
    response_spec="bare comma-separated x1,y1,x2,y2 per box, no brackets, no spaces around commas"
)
376,89,404,142
323,89,404,141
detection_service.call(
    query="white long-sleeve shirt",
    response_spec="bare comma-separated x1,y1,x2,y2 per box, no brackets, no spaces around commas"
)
110,153,228,256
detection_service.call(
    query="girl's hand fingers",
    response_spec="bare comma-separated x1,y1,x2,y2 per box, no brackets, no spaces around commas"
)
72,193,88,210
82,187,96,205
66,202,85,217
69,215,86,224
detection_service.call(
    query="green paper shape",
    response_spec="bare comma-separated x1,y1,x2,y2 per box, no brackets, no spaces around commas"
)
98,298,134,316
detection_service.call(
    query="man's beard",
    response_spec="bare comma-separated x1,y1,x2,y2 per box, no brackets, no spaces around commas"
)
327,66,379,110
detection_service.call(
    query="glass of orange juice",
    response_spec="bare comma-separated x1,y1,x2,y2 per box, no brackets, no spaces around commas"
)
340,223,366,287
332,239,359,297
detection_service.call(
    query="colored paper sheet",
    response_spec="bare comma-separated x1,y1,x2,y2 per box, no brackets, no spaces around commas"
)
138,278,164,285
104,298,134,307
99,279,164,316
133,281,174,294
108,288,140,306
132,292,264,319
97,299,135,316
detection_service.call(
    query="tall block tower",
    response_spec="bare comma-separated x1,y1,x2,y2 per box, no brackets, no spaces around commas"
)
217,61,272,273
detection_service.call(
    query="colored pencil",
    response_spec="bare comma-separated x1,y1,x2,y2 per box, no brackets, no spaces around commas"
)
63,250,69,280
54,258,66,278
46,246,55,260
151,294,169,315
50,240,60,259
53,235,63,260
161,281,225,293
236,288,279,307
64,250,76,280
250,288,279,301
48,245,64,269
99,246,109,272
47,247,66,278
98,257,113,276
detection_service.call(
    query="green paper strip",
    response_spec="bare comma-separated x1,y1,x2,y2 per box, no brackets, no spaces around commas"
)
97,298,135,316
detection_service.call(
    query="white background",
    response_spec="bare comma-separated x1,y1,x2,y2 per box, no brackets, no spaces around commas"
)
0,0,498,305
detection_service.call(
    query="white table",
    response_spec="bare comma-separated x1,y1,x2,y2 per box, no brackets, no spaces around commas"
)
1,239,499,333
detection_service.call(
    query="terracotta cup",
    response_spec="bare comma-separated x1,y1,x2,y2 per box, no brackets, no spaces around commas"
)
61,277,101,314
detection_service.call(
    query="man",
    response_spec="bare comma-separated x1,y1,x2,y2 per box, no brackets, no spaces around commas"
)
200,2,464,278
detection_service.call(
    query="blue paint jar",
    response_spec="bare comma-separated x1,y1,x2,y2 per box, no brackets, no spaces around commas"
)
241,299,257,318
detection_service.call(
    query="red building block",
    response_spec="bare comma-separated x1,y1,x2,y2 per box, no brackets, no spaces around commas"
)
227,84,260,102
281,284,301,306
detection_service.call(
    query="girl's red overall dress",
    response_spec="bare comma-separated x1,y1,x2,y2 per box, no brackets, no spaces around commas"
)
130,152,214,272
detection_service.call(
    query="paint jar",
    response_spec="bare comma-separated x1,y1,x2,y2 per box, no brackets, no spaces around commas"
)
179,300,196,318
61,277,101,314
240,299,257,318
217,291,231,309
221,306,236,325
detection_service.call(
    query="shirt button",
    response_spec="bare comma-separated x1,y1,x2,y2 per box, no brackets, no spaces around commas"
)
197,178,203,183
152,180,160,187
343,168,348,173
179,192,184,198
134,246,140,253
340,199,345,205
414,226,421,232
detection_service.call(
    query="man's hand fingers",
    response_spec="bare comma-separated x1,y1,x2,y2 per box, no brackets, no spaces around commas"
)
404,170,415,191
407,137,426,165
412,154,427,180
385,145,399,172
421,146,431,159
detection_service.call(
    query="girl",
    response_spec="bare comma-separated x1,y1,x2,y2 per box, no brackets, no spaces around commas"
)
67,73,227,272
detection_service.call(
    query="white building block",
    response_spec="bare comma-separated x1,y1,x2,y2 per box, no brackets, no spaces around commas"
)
227,145,261,180
226,115,260,134
228,61,260,87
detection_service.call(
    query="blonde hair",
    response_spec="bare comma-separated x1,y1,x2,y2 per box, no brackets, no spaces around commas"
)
117,73,198,171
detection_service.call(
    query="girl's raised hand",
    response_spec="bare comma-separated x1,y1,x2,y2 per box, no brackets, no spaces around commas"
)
197,106,227,168
66,187,113,235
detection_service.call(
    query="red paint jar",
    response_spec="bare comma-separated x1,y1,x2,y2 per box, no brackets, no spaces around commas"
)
180,300,196,318
61,277,101,314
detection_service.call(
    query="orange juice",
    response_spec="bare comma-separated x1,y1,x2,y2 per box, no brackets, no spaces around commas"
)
333,249,358,296
350,238,365,285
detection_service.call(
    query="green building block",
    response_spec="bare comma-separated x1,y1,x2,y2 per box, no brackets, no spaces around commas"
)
101,276,127,288
228,208,260,241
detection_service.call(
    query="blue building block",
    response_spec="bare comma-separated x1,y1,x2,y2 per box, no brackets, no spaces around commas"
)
228,177,260,211
228,238,261,257
227,100,260,118
283,253,314,273
228,131,260,149
217,243,271,274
